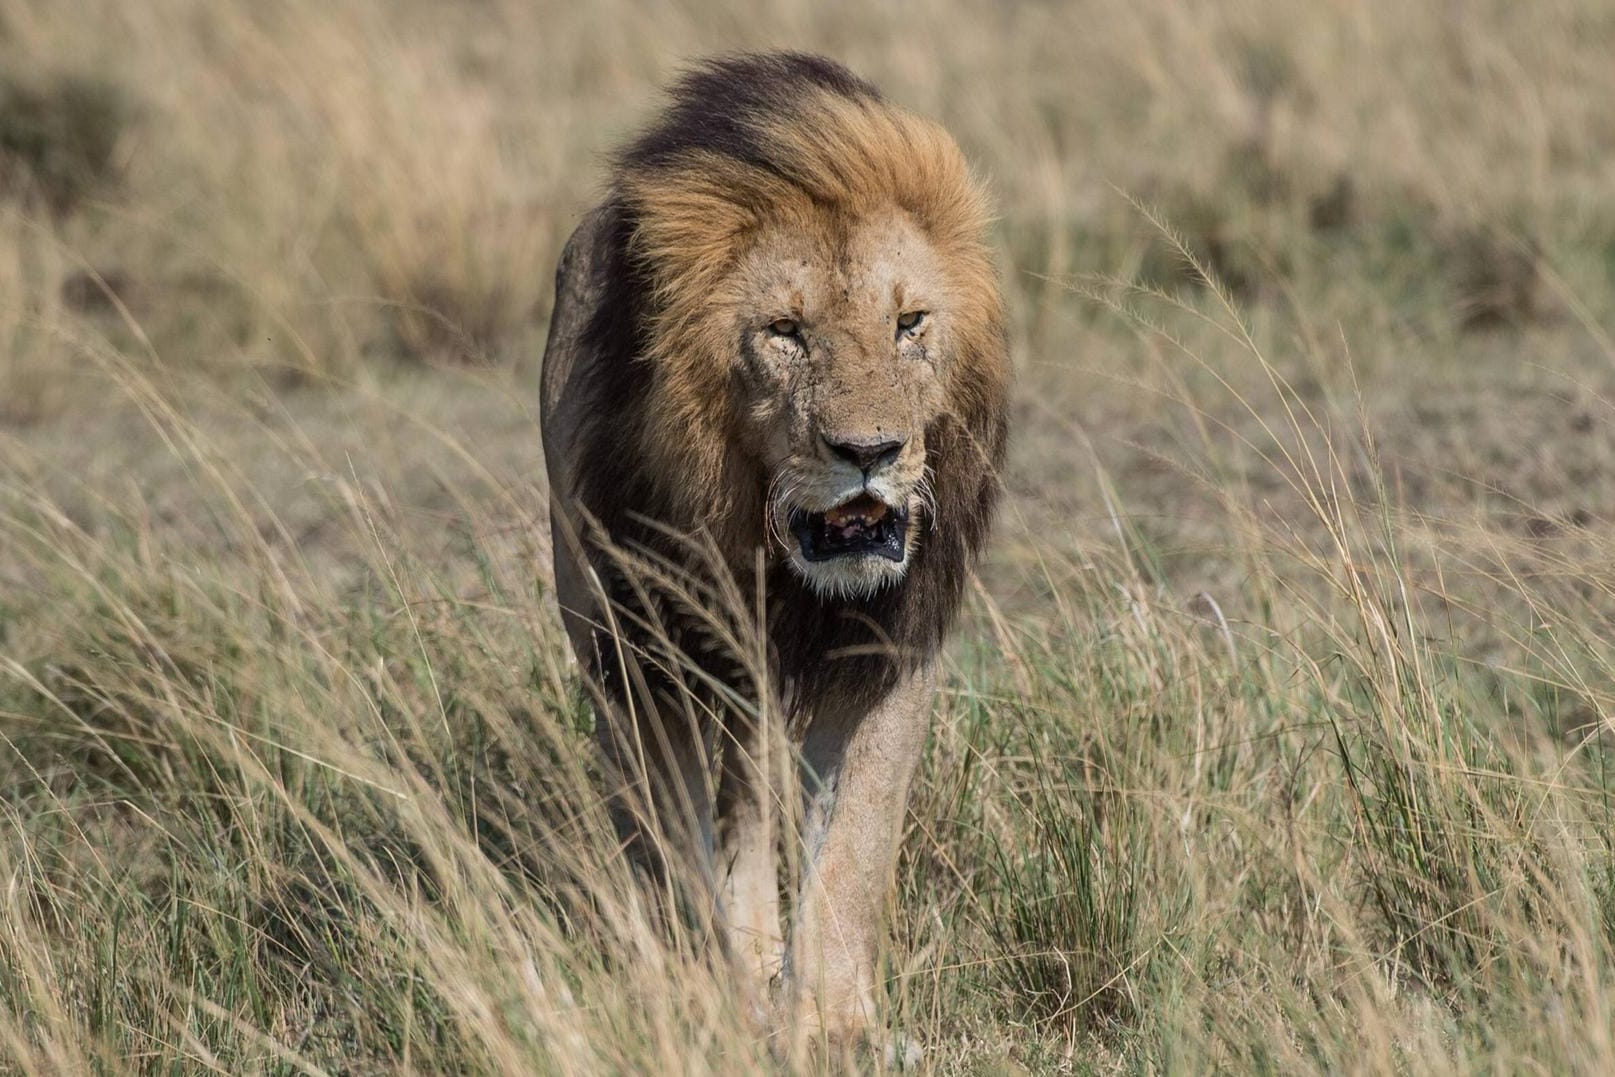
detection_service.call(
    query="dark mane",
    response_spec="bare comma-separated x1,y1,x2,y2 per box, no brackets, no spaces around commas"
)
618,52,880,177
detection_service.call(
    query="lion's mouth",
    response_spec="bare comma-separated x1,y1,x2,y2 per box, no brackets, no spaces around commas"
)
789,493,909,563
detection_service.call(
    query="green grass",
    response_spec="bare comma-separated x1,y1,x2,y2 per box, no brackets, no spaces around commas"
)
6,0,1615,1072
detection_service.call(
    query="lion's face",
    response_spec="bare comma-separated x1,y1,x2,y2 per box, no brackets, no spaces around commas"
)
726,210,955,598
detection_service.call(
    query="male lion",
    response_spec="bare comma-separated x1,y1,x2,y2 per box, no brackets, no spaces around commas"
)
540,52,1008,1052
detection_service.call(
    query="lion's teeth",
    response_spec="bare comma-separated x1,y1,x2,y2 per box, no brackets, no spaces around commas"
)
823,497,889,528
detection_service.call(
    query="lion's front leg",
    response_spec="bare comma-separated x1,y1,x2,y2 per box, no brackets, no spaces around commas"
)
715,707,784,1019
783,662,935,1051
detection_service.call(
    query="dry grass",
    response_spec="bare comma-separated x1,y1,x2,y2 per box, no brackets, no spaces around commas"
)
5,0,1615,1072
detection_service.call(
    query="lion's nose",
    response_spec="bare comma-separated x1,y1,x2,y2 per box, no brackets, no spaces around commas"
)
822,434,906,474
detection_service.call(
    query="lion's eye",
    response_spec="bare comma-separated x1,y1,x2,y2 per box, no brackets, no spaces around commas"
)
768,318,800,338
896,310,927,337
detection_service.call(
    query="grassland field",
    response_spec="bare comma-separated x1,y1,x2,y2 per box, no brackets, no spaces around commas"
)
5,1,1615,1072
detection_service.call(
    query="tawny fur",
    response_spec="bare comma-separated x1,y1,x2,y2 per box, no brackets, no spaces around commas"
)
540,52,1009,1053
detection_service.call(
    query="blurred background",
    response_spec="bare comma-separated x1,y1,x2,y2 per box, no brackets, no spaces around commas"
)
4,1,1615,1072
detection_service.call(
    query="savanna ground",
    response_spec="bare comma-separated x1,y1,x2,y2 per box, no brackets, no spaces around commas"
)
4,1,1615,1072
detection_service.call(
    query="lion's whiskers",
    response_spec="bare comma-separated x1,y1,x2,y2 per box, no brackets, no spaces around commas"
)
916,466,940,534
765,473,804,551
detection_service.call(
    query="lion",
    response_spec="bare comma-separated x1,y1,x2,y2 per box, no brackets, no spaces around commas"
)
540,52,1009,1054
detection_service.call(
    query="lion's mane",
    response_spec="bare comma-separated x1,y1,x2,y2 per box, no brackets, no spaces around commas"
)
564,52,1009,714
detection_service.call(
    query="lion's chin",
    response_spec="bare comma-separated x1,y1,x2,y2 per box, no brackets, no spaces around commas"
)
787,546,910,600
